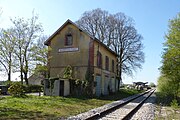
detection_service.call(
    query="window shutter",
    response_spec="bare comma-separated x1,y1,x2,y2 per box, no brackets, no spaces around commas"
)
105,56,109,70
112,60,114,72
97,51,102,68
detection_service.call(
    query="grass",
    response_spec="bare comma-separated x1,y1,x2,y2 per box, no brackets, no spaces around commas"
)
155,92,180,120
155,106,180,120
0,89,140,119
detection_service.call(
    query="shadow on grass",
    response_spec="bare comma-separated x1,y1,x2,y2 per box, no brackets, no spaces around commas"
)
155,92,180,106
67,89,141,101
27,95,88,105
0,107,57,119
98,89,141,101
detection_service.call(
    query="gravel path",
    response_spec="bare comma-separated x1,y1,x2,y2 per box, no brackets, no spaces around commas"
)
99,91,153,120
68,92,147,120
68,90,155,120
131,92,156,120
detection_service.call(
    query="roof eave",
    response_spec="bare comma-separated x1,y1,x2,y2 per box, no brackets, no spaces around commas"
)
44,19,118,56
44,19,95,46
94,38,118,56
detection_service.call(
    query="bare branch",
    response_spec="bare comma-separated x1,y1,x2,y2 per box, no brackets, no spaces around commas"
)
76,8,145,88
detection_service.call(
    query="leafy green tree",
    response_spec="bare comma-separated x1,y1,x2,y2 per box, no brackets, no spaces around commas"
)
160,12,180,99
0,28,16,81
149,82,156,87
158,75,175,96
31,35,49,78
11,12,43,85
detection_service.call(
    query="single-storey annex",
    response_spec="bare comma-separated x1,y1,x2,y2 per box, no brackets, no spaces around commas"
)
44,19,119,96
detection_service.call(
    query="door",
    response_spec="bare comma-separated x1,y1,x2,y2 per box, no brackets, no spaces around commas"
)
104,76,109,95
95,76,101,96
59,80,64,96
111,78,115,92
116,79,119,91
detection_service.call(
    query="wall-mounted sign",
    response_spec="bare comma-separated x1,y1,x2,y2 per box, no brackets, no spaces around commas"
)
59,47,79,52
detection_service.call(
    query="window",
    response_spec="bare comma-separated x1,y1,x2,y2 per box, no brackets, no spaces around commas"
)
97,51,102,68
112,60,114,72
65,34,73,46
105,56,109,70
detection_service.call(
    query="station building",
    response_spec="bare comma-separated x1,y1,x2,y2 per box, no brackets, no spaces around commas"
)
44,19,119,96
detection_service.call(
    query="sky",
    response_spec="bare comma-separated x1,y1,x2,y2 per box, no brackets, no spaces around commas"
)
0,0,180,84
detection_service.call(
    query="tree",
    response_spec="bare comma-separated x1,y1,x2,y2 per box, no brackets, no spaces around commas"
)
157,75,175,96
11,12,43,85
76,8,111,45
160,13,180,99
31,35,49,78
0,28,16,81
111,13,144,88
76,8,144,89
149,82,156,87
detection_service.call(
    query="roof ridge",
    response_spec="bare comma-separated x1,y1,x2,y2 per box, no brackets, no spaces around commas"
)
44,19,117,56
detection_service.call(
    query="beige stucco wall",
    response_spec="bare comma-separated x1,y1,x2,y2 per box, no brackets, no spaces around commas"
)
28,74,44,85
49,23,90,80
44,79,70,96
93,41,117,73
53,80,60,96
93,41,117,95
47,22,118,96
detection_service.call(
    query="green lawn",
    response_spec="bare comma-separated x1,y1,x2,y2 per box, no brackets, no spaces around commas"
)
0,89,140,119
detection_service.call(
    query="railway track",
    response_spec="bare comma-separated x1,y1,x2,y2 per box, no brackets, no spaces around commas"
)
98,89,155,120
68,89,155,120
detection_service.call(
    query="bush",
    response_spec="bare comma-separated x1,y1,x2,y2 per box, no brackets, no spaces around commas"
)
8,82,25,97
171,99,179,109
156,92,174,106
24,85,43,93
149,82,156,87
157,75,175,96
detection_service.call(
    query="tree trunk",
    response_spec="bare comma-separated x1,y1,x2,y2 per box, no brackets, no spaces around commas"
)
118,64,122,91
7,53,12,81
8,72,11,81
20,64,24,84
24,72,28,85
118,48,123,91
24,59,29,85
8,63,11,81
20,70,23,84
19,48,24,84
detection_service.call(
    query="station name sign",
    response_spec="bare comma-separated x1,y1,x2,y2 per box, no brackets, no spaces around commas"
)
59,47,79,52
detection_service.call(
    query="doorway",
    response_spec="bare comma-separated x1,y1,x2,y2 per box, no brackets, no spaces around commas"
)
59,80,64,96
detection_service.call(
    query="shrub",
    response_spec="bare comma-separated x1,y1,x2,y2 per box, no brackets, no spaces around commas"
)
170,99,179,109
157,75,175,96
149,82,156,87
25,85,43,93
8,82,25,97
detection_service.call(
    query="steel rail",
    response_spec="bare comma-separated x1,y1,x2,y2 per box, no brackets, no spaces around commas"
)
122,89,155,120
84,89,154,120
